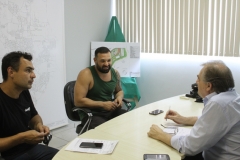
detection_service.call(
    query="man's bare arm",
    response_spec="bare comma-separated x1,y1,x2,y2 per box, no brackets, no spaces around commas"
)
148,124,173,146
29,114,43,130
114,70,123,95
29,115,50,135
183,117,198,125
165,110,198,126
74,68,106,108
0,115,46,152
0,133,25,152
114,70,124,106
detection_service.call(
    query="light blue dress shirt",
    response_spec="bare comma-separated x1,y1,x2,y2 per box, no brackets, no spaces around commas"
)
171,89,240,160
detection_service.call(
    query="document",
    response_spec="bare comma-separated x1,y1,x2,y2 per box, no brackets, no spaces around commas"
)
162,121,185,127
163,127,191,136
161,121,184,134
161,123,191,136
65,138,118,154
163,127,177,134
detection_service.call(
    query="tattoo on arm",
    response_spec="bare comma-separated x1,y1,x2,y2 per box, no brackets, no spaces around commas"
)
115,70,122,94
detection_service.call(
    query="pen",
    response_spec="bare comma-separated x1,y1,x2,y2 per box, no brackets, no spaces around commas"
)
166,106,171,121
161,124,167,128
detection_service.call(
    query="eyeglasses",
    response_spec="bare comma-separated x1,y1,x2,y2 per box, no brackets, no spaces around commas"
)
43,134,52,146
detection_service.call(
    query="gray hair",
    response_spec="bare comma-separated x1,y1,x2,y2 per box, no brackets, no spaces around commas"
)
201,60,235,93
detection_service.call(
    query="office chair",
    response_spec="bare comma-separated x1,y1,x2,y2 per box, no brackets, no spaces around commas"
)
63,80,132,135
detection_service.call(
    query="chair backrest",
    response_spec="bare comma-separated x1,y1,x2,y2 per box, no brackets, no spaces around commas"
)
63,80,80,121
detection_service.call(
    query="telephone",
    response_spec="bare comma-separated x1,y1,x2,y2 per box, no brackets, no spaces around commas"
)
185,83,203,103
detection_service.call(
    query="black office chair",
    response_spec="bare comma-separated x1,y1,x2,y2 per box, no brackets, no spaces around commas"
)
63,80,132,135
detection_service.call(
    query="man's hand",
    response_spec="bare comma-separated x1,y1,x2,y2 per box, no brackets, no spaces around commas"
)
103,101,119,111
147,124,172,146
165,110,185,124
165,110,197,126
22,130,45,144
147,124,164,140
0,130,46,152
35,123,50,136
114,97,122,107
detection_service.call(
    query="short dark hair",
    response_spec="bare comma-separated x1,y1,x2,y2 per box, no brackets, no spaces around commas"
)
94,47,110,57
201,60,235,94
1,51,33,81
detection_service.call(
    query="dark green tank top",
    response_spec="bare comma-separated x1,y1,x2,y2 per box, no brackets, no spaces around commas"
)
86,66,118,102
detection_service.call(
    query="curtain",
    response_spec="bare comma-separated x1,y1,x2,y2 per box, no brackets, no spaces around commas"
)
116,0,240,57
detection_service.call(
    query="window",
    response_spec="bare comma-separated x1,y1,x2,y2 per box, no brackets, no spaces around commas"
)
115,0,240,57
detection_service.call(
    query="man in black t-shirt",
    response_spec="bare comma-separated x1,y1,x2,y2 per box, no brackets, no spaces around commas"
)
0,51,58,160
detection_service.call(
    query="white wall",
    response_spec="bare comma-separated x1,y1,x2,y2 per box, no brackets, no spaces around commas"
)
64,0,240,107
64,0,112,81
137,54,240,106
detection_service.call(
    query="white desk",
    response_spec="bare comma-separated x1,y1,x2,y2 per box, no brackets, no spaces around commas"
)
53,95,203,160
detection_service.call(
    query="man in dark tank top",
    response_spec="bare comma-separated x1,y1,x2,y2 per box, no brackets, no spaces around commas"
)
74,46,127,129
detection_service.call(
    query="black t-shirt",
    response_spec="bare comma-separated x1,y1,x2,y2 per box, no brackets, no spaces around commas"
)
0,88,38,159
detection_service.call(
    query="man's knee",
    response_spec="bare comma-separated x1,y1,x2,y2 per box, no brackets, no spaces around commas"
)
108,108,127,120
114,108,127,116
89,116,107,129
119,108,127,115
15,144,58,160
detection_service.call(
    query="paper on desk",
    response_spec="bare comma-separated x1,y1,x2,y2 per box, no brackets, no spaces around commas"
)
161,122,178,134
65,138,118,154
163,127,191,136
163,128,176,134
162,121,185,127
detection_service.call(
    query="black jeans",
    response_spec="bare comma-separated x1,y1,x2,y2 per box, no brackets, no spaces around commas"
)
13,144,58,160
82,107,127,130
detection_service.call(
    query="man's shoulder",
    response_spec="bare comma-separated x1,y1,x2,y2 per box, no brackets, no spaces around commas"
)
77,67,93,83
207,90,240,109
111,67,118,73
80,67,92,76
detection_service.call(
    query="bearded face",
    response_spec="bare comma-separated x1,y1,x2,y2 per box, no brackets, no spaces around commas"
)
94,52,112,74
96,62,111,73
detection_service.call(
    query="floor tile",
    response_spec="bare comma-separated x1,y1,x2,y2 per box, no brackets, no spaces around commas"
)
48,136,69,149
50,120,80,135
56,145,66,150
53,128,78,142
51,123,74,135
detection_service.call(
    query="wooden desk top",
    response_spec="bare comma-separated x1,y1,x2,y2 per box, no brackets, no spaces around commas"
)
53,95,203,160
53,129,182,160
96,95,203,138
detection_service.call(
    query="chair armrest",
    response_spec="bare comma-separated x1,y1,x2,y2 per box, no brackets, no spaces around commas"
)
72,107,93,135
72,107,92,114
122,98,132,111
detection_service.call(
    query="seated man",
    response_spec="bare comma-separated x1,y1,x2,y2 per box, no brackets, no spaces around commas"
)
0,51,58,160
74,46,127,129
148,60,240,160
